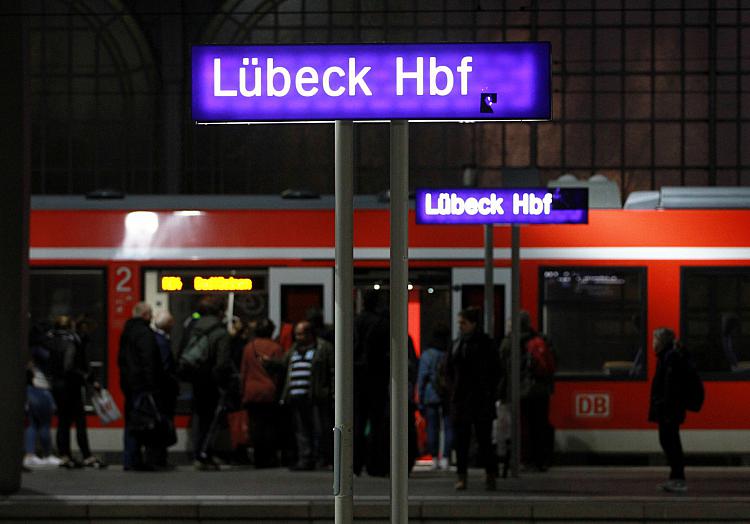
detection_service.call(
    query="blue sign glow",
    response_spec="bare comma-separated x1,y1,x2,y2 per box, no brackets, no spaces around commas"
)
192,43,551,122
415,188,589,225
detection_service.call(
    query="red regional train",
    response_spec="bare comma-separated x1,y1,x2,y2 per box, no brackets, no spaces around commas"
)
29,193,750,458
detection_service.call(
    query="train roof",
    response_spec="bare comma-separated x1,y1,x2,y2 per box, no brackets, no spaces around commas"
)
30,194,390,210
30,186,750,211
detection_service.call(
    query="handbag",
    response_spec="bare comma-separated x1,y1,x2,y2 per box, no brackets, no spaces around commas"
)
129,393,176,447
91,388,122,425
227,409,251,448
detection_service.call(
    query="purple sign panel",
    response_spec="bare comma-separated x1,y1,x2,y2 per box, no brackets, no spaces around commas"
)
415,188,589,225
192,43,550,123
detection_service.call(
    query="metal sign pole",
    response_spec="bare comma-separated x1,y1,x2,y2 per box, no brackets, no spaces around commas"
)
390,119,409,524
510,224,521,478
484,224,494,337
334,120,354,524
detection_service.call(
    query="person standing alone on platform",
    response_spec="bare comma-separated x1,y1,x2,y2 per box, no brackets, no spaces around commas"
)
649,327,688,493
445,306,500,491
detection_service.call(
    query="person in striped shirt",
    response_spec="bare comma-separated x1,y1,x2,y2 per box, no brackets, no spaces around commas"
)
280,320,334,471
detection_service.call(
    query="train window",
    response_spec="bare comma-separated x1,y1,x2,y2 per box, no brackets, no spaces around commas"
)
681,267,750,378
29,268,108,387
540,267,647,379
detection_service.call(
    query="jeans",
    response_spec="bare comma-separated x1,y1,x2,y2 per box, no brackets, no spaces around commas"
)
658,420,685,480
424,403,453,459
25,385,55,456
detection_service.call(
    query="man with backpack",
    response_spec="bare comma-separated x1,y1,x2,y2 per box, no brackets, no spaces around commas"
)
649,327,704,493
177,296,232,470
499,310,555,472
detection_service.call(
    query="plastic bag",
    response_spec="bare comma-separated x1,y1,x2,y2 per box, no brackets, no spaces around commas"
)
91,388,122,424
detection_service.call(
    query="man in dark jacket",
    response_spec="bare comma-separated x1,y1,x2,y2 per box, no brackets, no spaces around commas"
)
280,320,334,470
445,306,500,491
181,296,232,470
352,289,389,476
649,327,687,493
118,302,164,470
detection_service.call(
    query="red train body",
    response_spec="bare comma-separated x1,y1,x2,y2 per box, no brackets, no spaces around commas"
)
29,199,750,455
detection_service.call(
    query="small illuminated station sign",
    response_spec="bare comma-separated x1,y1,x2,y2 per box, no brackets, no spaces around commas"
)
192,43,551,123
160,276,253,292
415,188,588,225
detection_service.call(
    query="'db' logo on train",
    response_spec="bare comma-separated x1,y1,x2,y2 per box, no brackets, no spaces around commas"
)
575,393,611,418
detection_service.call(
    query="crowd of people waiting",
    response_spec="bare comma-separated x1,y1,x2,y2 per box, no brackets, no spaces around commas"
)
25,290,698,493
23,293,558,490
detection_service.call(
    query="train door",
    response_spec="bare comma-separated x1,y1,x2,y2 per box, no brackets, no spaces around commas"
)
353,268,452,355
268,267,333,341
451,267,511,340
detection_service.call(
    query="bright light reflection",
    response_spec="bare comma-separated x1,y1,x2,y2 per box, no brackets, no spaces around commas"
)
407,284,414,291
373,284,381,290
173,210,203,217
125,211,159,236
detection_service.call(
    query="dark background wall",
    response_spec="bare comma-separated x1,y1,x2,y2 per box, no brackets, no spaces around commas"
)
25,0,750,200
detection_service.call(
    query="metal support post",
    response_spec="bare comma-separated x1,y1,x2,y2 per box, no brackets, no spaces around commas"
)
510,225,521,478
484,224,494,337
334,120,354,524
390,120,409,524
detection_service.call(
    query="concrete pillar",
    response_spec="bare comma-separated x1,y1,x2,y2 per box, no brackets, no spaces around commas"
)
0,0,30,495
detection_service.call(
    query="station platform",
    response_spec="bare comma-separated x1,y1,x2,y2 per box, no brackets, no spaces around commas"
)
3,465,750,522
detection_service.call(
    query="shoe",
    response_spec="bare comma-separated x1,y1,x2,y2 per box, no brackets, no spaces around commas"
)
43,455,63,467
485,473,497,491
659,480,687,493
23,455,47,469
454,474,467,491
59,456,83,469
83,456,108,469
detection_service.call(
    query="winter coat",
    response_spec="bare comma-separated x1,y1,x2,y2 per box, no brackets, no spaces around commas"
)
118,318,163,397
279,337,334,403
240,337,285,404
445,330,500,422
648,345,687,425
417,347,445,406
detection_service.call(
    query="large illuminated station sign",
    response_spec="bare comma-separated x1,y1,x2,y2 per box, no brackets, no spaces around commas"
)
192,43,551,123
415,188,588,225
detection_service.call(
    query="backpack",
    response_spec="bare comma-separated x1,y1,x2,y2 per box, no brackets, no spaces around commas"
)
178,323,220,381
525,336,556,378
679,351,705,412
